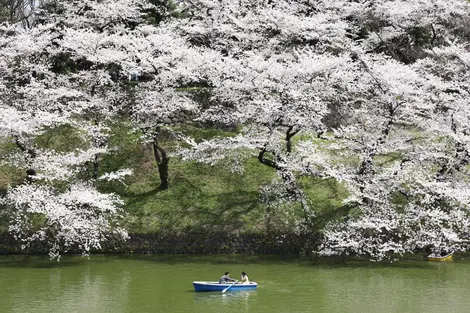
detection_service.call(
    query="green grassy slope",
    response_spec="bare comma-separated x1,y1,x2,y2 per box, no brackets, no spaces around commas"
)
0,124,350,236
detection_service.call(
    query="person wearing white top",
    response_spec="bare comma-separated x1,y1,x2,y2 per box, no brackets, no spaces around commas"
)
240,271,250,284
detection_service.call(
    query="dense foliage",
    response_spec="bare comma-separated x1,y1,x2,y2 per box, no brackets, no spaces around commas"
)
1,0,470,259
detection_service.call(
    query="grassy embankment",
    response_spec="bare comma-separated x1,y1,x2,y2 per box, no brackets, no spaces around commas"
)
0,123,350,237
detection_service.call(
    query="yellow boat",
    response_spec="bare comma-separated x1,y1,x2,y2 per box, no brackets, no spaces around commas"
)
427,253,453,262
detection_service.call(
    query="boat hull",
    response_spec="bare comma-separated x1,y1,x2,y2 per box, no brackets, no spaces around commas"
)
193,281,258,292
428,254,453,262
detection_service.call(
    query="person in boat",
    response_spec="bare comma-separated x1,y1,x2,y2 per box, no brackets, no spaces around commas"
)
219,271,237,284
240,271,250,284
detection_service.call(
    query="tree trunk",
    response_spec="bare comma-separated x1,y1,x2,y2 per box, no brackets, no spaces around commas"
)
14,137,37,184
92,154,99,180
157,154,169,190
152,129,170,190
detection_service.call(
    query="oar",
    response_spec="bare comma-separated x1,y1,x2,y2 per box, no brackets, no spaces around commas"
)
222,283,233,293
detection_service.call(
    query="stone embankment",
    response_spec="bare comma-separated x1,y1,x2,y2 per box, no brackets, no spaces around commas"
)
0,232,319,255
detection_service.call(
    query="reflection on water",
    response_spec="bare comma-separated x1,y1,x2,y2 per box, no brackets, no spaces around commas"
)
5,261,132,313
193,290,257,313
194,290,257,302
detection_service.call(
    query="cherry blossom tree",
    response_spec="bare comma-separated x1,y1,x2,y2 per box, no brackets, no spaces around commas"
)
175,0,470,258
126,25,210,190
0,78,131,257
174,0,357,230
1,183,128,260
318,0,470,258
0,0,41,27
0,0,154,257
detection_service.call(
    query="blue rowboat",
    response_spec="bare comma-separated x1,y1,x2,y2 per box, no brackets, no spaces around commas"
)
193,281,258,292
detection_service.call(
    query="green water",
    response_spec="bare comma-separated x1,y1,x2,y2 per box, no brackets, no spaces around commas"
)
1,254,469,313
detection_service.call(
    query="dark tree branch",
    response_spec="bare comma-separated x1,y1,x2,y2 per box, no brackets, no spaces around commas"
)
285,125,300,154
257,146,282,170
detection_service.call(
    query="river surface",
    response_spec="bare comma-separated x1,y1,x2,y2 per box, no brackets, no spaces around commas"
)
1,254,469,313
